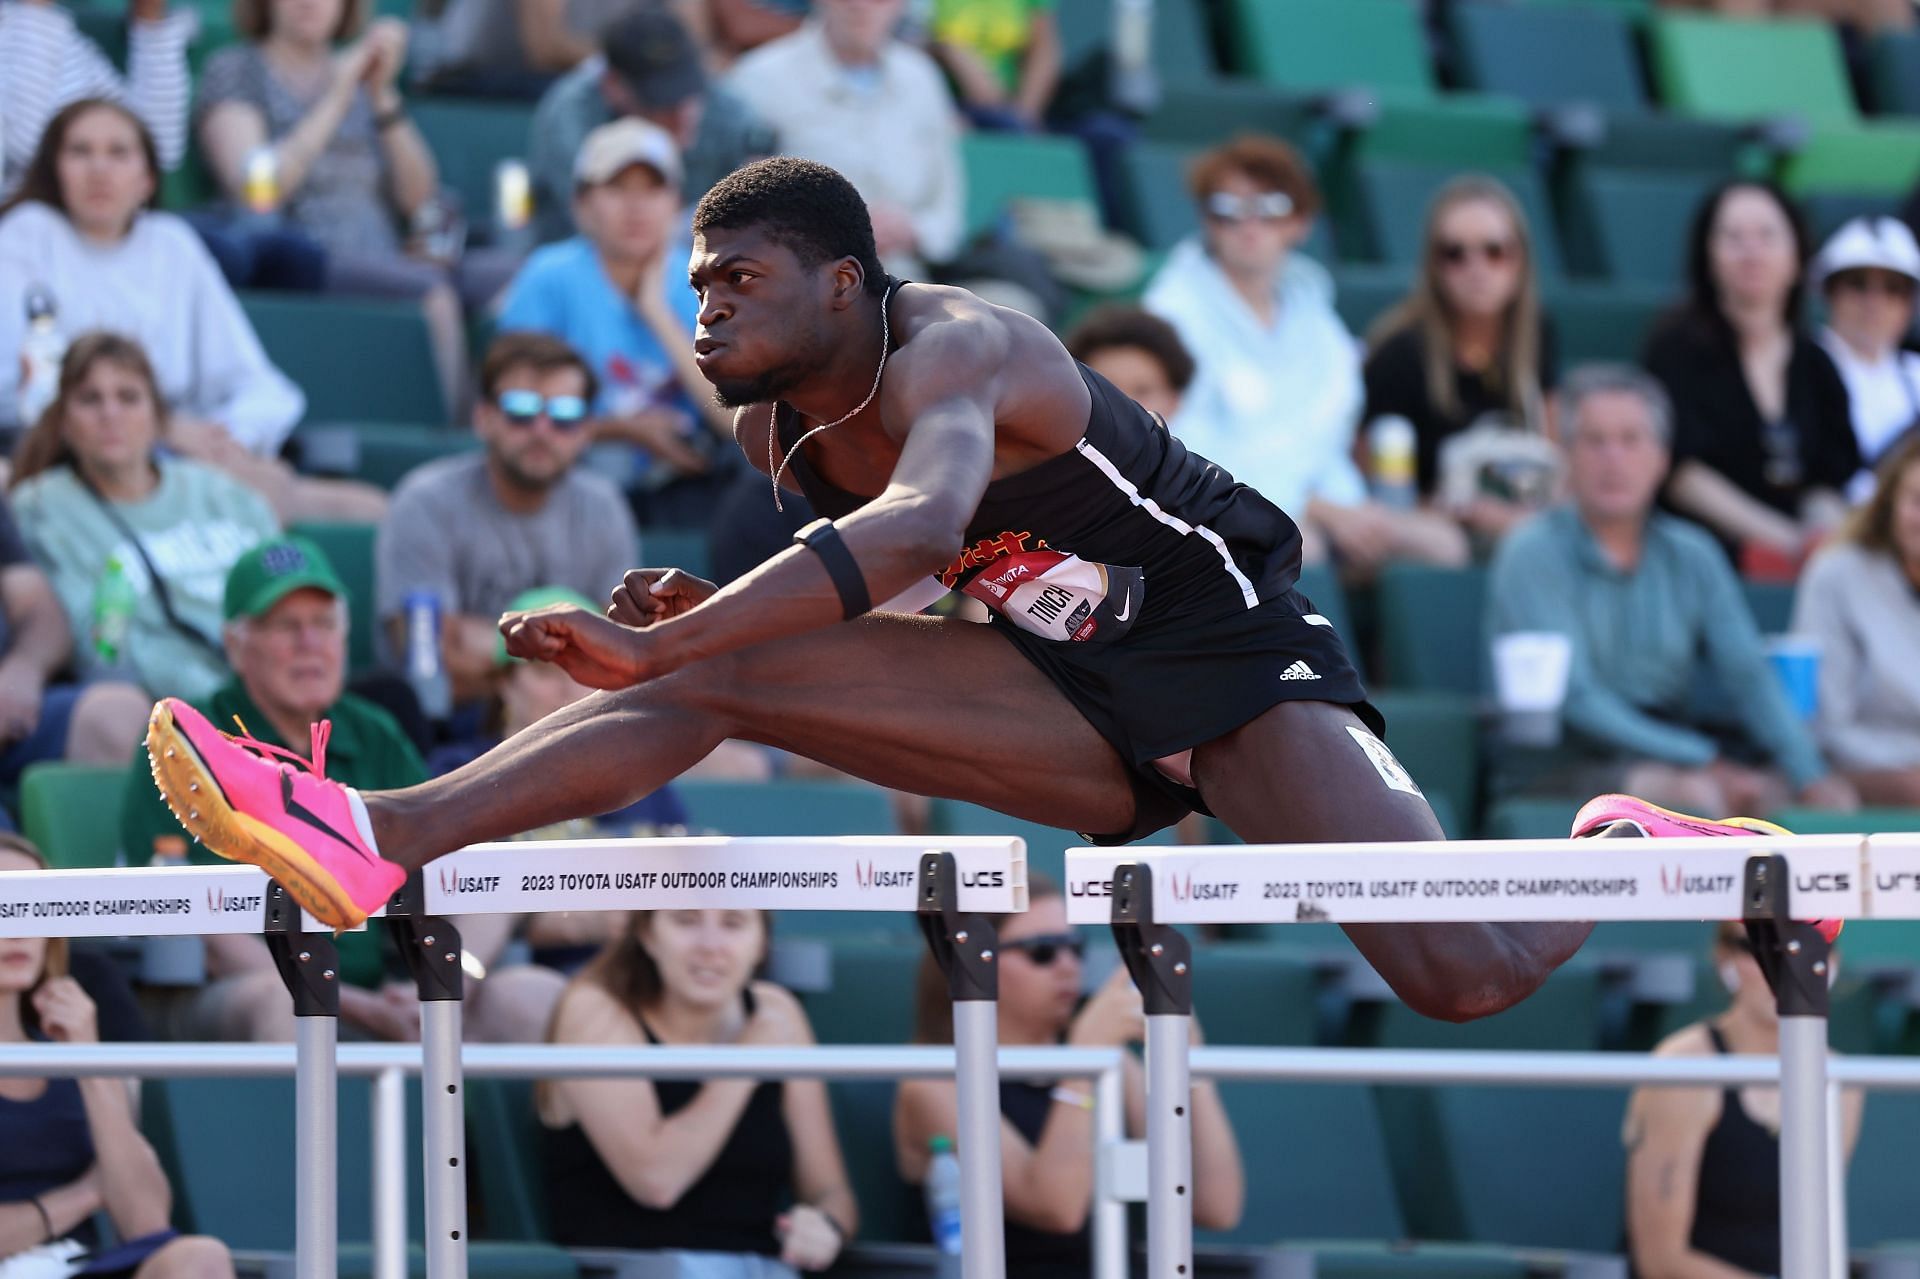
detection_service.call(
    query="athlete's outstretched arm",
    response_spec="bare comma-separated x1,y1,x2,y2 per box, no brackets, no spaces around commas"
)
500,315,1008,685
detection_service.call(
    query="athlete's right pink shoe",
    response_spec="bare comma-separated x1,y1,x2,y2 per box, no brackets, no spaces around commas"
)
1572,793,1842,944
146,698,404,929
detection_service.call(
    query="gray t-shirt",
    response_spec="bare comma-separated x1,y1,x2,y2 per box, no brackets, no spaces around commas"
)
376,453,638,625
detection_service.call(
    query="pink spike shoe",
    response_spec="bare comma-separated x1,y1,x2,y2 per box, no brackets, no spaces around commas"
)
146,698,404,929
1572,793,1842,944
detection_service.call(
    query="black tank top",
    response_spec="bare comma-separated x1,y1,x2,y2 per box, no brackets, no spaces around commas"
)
0,1037,98,1248
543,989,794,1253
1689,1024,1781,1276
774,280,1305,644
999,1079,1093,1277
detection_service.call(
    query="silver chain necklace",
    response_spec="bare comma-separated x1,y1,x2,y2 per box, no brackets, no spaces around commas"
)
769,297,890,512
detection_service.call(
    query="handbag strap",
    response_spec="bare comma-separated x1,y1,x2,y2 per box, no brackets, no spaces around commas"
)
73,466,227,658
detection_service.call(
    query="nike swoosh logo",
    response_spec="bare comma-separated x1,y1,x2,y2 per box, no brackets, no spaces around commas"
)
1114,590,1133,622
282,773,380,866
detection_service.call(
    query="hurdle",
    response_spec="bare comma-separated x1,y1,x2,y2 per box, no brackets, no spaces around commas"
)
0,835,1027,1279
1067,832,1920,1279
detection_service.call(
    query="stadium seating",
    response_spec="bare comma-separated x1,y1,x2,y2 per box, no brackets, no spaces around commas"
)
960,133,1103,240
1563,167,1718,284
410,99,536,237
1649,13,1859,127
635,525,714,582
1549,282,1672,364
1451,1,1646,117
1293,562,1356,663
287,521,381,674
676,778,898,837
1873,30,1920,117
20,763,128,869
1375,564,1489,697
243,296,449,425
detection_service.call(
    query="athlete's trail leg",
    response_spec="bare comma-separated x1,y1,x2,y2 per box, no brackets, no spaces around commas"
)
1192,700,1592,1022
365,613,1138,869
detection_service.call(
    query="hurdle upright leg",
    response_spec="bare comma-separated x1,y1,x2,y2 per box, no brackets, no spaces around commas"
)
392,873,469,1279
917,851,1007,1279
1110,863,1193,1279
1743,853,1835,1279
264,886,340,1279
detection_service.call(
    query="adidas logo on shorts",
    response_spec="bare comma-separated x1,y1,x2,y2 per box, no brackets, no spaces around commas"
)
1278,660,1319,681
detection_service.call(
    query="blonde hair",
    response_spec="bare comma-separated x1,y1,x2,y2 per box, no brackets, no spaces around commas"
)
1368,175,1547,431
1838,431,1920,553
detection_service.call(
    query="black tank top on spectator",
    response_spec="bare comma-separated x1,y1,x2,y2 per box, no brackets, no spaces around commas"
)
543,988,794,1253
775,279,1306,640
998,1079,1092,1278
1689,1024,1781,1277
0,1038,99,1249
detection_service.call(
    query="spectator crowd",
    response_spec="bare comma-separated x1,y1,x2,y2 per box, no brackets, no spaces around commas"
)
3,0,1920,1273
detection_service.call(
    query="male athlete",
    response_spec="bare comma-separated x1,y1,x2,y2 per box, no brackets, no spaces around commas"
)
147,159,1758,1023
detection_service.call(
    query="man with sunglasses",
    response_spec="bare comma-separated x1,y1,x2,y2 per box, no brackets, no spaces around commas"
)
152,158,1598,1026
376,332,639,706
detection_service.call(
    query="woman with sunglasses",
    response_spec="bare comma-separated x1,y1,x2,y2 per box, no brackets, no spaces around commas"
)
895,877,1243,1275
1144,134,1469,575
1642,181,1859,573
1812,217,1920,500
0,835,238,1279
1363,175,1560,547
1622,923,1863,1279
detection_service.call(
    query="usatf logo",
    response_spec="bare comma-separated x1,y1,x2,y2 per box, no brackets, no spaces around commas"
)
1659,866,1736,896
205,889,265,913
854,860,914,890
436,866,501,895
1169,872,1238,902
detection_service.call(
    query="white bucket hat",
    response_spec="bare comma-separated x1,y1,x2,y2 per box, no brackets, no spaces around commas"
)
1811,216,1920,289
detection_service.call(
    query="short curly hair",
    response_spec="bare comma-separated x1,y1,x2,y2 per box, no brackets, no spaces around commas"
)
1064,305,1196,393
693,157,888,296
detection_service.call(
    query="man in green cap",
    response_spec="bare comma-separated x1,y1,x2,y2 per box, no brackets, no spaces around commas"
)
121,535,430,1042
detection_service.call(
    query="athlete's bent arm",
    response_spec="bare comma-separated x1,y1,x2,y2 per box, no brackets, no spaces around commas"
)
501,321,1005,684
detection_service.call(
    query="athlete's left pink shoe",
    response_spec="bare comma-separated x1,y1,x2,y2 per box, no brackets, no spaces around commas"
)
1572,793,1842,944
145,698,403,929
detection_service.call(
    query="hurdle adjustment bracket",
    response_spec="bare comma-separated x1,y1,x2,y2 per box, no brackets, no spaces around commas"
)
388,870,464,1003
263,883,341,1018
1110,862,1192,1016
1741,852,1832,1019
917,851,997,1001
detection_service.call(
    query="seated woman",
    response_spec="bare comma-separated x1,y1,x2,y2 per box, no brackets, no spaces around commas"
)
895,876,1243,1276
196,0,513,416
538,909,858,1273
1623,920,1864,1279
0,99,381,523
1812,216,1920,499
1363,175,1562,549
1791,432,1920,806
1642,181,1859,572
9,333,279,703
0,834,237,1278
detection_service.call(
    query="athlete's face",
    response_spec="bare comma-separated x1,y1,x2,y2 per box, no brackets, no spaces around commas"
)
690,226,849,408
1567,388,1669,527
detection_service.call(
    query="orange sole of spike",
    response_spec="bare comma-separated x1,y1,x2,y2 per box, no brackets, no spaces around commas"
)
145,702,363,930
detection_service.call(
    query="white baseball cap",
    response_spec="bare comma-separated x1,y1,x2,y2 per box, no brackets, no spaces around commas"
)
1812,216,1920,289
573,118,683,190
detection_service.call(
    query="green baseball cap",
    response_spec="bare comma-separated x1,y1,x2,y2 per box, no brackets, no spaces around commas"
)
496,585,599,665
223,536,347,621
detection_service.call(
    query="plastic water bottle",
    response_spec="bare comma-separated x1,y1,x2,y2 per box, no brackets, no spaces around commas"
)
18,286,66,426
1367,415,1419,511
404,590,452,720
1109,0,1160,114
91,555,137,667
925,1135,963,1256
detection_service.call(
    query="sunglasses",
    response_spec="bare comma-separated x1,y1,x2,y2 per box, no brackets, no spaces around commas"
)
1002,932,1085,966
497,389,590,429
1205,191,1294,224
1438,238,1513,267
1833,271,1917,300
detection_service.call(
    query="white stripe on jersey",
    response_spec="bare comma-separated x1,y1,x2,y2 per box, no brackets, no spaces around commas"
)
1073,439,1260,610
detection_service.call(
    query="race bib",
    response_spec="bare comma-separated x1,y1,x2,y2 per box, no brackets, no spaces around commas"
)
961,549,1145,644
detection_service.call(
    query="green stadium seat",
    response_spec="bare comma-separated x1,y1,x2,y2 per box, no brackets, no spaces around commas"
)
1370,692,1481,839
1452,1,1646,114
303,422,480,490
1140,82,1321,148
1849,1093,1920,1247
1331,264,1411,333
1345,162,1564,278
1652,959,1881,1052
467,1077,548,1242
1781,126,1920,197
960,133,1101,239
829,1080,923,1243
1482,796,1582,841
803,938,923,1045
1577,113,1752,172
1224,0,1431,101
1200,1083,1407,1247
635,526,712,581
21,763,129,869
410,99,535,236
675,779,898,837
1585,921,1714,956
1565,167,1718,284
243,295,448,424
1191,945,1320,1046
1548,281,1672,365
1873,30,1920,117
1766,807,1920,835
1650,13,1858,127
1801,191,1902,242
1055,0,1217,92
1293,562,1357,664
1375,563,1489,697
287,522,380,674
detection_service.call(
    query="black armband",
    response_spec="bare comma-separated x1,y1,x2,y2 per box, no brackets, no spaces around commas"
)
793,518,871,620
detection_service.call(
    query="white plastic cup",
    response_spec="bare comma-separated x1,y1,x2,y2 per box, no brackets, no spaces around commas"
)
1492,630,1573,747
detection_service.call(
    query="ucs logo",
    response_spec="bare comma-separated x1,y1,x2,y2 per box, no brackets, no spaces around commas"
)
1068,877,1114,898
960,869,1005,888
1796,872,1852,893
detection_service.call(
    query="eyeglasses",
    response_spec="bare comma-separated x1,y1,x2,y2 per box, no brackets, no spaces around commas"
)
1204,191,1294,224
1833,271,1917,300
496,390,590,429
1439,238,1513,267
1002,932,1084,966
